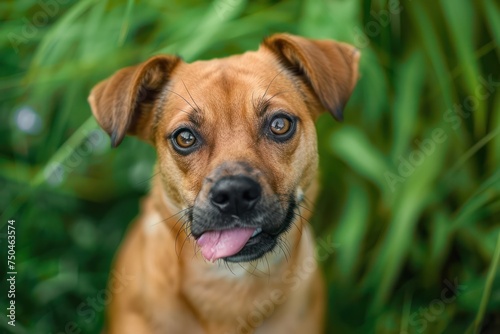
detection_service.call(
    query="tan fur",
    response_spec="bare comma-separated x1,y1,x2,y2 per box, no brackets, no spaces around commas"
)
89,34,360,333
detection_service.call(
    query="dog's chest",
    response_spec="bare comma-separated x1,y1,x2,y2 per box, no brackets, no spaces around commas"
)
181,259,287,324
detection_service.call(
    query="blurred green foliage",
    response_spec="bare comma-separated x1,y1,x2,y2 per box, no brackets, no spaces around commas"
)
1,0,499,333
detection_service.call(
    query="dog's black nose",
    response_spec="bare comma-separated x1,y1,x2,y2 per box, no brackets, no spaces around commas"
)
210,176,261,216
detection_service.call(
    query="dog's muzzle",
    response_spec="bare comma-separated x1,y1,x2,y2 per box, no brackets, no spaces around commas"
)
191,163,296,263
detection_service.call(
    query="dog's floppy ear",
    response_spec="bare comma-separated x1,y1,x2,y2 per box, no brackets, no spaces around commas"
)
262,33,360,121
88,55,181,147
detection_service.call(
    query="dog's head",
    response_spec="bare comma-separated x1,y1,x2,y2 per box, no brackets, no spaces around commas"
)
88,34,360,263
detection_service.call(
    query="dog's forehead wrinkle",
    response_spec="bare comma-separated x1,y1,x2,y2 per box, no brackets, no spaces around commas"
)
182,56,288,113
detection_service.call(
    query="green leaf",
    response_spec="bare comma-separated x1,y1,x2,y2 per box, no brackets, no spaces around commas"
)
409,1,455,110
369,136,447,311
333,179,370,280
330,126,392,196
391,51,425,158
469,232,500,333
482,0,500,59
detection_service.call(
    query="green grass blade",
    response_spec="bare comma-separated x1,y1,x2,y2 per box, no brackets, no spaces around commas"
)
369,137,447,311
391,51,425,158
330,126,392,197
155,0,247,60
452,170,500,228
118,0,134,46
333,179,370,280
409,1,455,110
482,0,500,58
472,232,500,333
29,0,98,72
441,0,484,136
31,116,104,187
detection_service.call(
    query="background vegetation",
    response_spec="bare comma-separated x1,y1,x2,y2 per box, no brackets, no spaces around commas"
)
1,0,499,333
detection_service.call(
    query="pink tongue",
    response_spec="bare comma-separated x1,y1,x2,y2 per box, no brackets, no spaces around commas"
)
197,228,256,262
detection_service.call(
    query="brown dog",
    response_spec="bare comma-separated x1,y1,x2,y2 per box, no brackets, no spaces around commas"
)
88,33,359,334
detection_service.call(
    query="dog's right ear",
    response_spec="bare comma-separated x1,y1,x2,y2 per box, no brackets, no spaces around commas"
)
262,34,360,121
88,55,181,147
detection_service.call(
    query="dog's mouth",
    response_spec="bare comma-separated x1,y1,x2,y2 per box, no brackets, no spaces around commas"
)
196,227,268,262
193,198,296,263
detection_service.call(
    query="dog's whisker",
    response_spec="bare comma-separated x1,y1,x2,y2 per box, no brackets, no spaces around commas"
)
170,208,193,230
279,244,290,263
250,259,268,277
175,218,190,242
173,220,189,244
135,171,160,186
284,238,293,259
286,235,296,254
291,211,311,228
169,206,192,222
249,260,268,277
276,237,290,263
192,246,200,260
238,262,254,276
249,260,259,276
264,261,272,277
290,218,302,234
285,223,303,249
174,215,191,258
258,68,287,112
264,254,271,279
191,234,201,260
170,212,189,235
296,203,314,214
149,206,191,228
238,262,260,278
293,204,310,223
181,79,201,112
282,238,293,261
302,195,315,208
174,226,186,258
255,265,269,277
225,261,237,276
165,88,198,112
178,229,194,258
263,89,293,107
175,107,192,115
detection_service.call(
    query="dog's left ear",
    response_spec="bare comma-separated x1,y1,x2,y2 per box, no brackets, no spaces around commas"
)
88,55,181,147
262,33,360,121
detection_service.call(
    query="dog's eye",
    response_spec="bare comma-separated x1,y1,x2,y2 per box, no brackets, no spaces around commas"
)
170,127,201,154
175,130,196,148
270,117,291,135
268,114,296,142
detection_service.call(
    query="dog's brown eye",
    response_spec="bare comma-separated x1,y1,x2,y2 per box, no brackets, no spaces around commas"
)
266,113,296,142
175,130,196,148
270,117,291,135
